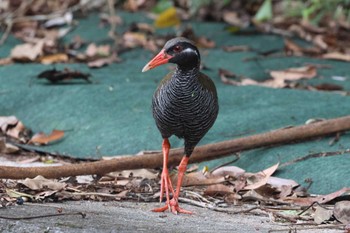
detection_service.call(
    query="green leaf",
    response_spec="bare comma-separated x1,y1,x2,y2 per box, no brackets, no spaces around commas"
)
254,0,273,22
152,0,173,14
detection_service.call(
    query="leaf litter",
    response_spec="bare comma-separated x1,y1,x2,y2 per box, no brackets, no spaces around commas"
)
1,159,349,228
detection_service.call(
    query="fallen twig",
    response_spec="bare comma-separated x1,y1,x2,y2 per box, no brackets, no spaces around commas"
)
0,211,86,220
1,115,350,179
280,149,350,168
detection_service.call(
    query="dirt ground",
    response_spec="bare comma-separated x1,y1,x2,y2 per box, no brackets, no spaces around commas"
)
0,201,344,233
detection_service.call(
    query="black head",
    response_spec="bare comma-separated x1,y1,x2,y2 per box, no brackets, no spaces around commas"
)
163,37,200,69
142,37,200,72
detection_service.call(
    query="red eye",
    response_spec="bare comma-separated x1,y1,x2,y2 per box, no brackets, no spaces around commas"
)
173,45,182,53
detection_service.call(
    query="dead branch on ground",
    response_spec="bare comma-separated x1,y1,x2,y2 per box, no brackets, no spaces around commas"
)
1,115,350,179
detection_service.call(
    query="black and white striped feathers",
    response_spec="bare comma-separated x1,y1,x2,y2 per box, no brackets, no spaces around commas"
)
152,38,219,156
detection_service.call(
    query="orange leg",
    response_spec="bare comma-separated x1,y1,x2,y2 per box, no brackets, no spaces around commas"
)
152,145,192,215
152,139,175,212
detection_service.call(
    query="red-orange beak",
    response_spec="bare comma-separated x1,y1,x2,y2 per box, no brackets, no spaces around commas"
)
142,49,173,72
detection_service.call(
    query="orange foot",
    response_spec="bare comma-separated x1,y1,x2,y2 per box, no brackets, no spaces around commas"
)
152,198,192,215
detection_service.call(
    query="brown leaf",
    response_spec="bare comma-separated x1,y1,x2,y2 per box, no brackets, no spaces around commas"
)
284,38,304,56
123,32,147,48
245,163,279,190
88,54,121,68
19,175,66,191
222,11,247,27
323,52,350,62
196,36,215,49
333,201,350,224
39,53,68,64
219,68,258,86
86,43,111,57
223,45,250,52
0,139,19,154
314,206,333,224
29,129,64,145
204,184,234,196
269,66,317,81
180,171,225,187
10,40,44,61
284,187,350,206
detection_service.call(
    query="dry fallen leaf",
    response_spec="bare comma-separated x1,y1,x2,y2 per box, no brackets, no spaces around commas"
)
211,166,245,177
0,139,19,154
333,201,350,224
245,163,279,190
314,206,333,224
269,65,317,81
267,176,299,190
0,116,19,132
223,45,250,52
204,184,234,196
323,52,350,62
39,53,69,64
19,175,66,191
123,32,147,48
10,40,44,61
29,129,64,145
180,171,225,187
154,7,180,28
86,43,111,57
284,187,350,206
88,54,121,68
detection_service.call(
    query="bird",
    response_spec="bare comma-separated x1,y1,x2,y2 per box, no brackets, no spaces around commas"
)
142,37,219,214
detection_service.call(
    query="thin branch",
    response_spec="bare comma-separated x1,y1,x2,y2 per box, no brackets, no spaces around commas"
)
0,212,86,220
280,149,350,168
1,115,350,179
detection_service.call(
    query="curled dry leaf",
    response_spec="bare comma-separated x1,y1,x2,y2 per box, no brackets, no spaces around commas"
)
211,166,245,177
245,163,279,190
0,116,19,132
88,54,121,68
267,176,299,190
10,40,44,61
323,52,350,62
29,129,64,145
19,175,66,191
284,187,350,206
333,200,350,224
269,65,317,81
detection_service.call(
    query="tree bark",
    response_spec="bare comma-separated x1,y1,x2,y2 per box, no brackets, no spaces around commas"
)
1,115,350,179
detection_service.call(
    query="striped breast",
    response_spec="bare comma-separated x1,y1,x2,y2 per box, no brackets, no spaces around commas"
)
152,68,219,156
